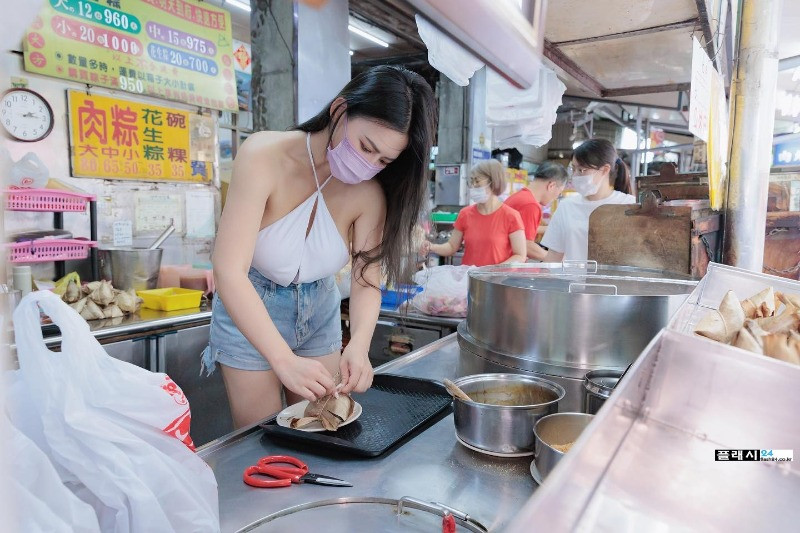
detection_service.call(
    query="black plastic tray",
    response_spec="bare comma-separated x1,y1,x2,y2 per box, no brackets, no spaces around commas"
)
260,374,452,457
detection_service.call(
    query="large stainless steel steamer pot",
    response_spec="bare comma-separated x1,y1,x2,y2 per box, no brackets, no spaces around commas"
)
458,262,697,410
452,374,565,454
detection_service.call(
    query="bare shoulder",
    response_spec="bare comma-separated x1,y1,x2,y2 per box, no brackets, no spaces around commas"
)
231,130,299,187
352,179,387,216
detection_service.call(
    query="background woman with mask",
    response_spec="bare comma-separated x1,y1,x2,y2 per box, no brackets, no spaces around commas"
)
424,160,526,266
203,66,436,428
540,138,636,262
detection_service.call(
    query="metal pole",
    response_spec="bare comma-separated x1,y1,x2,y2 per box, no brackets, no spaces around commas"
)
642,118,651,176
632,107,642,177
723,0,783,270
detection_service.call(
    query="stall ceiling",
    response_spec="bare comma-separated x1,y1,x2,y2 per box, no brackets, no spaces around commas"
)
559,30,694,89
544,0,698,43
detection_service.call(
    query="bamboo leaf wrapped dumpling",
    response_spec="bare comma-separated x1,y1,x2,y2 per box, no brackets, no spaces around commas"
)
695,290,745,344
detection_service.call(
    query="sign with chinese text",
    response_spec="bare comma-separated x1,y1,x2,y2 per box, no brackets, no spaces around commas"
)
68,90,213,182
25,0,236,111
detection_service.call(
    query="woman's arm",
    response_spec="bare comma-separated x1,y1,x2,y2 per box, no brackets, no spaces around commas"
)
428,229,463,257
504,229,527,263
543,249,564,262
340,181,387,394
213,135,334,401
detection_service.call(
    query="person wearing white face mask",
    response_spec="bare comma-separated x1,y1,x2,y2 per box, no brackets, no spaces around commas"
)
423,160,526,266
540,139,636,262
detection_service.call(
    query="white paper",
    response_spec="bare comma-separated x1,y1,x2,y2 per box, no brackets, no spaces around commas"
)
112,220,133,247
185,190,216,239
134,193,184,234
689,37,713,142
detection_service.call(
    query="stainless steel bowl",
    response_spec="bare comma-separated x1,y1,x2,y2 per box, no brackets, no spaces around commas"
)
533,412,594,480
453,373,565,455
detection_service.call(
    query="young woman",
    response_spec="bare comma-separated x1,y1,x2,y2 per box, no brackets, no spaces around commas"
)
425,160,526,266
202,66,436,428
540,138,636,262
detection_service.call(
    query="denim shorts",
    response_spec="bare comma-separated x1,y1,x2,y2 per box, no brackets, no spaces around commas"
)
201,267,342,374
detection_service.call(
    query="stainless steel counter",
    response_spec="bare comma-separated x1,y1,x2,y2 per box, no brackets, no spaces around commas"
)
377,307,463,329
198,336,537,532
40,303,212,345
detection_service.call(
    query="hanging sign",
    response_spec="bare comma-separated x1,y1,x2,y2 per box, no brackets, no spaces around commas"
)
773,136,800,168
232,39,252,111
67,89,213,182
689,37,713,142
24,0,236,111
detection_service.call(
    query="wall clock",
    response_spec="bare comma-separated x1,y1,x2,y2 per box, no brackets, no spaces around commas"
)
1,88,55,142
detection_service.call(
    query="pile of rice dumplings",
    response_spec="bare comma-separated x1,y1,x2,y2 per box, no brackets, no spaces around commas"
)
694,287,800,366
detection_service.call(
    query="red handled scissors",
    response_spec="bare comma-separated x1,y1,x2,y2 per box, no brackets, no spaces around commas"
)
243,455,352,488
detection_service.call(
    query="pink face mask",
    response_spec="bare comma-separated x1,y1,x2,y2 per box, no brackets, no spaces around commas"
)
326,115,384,185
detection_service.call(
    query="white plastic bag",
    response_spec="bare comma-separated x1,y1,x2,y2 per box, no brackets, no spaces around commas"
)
8,152,49,188
416,15,484,86
410,265,475,317
6,415,101,533
10,291,220,533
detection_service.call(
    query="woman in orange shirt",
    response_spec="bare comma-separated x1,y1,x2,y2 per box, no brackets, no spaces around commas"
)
424,160,526,266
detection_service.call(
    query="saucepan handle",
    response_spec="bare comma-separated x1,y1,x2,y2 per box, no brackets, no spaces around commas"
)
568,282,618,295
562,259,598,273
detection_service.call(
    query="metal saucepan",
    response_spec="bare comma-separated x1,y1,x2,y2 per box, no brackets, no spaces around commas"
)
533,412,594,480
453,373,565,455
582,369,623,414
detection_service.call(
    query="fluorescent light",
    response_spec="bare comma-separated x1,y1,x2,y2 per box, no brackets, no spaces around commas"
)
226,0,251,12
349,50,354,56
348,25,389,48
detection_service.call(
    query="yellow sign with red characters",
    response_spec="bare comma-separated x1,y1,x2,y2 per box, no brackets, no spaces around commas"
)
68,90,212,182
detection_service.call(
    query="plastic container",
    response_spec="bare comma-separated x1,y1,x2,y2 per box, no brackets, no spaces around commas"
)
381,285,423,308
430,212,458,223
8,239,98,263
137,288,204,311
4,188,95,212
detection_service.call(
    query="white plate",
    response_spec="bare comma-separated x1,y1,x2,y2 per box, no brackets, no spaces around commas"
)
455,433,535,458
276,399,362,432
529,460,544,485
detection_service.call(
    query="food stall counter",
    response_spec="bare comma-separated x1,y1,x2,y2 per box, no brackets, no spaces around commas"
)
198,335,537,532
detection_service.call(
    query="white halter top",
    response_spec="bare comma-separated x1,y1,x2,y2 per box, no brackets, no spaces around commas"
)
251,133,350,286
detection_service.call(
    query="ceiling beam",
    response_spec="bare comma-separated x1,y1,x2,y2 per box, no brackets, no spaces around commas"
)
562,95,683,112
602,83,691,98
543,40,604,97
349,0,425,48
552,18,699,47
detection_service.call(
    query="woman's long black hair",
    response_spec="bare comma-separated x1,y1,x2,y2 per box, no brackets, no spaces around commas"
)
573,138,632,194
296,65,437,288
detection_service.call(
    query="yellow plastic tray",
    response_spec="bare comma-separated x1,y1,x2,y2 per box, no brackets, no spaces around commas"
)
137,287,203,311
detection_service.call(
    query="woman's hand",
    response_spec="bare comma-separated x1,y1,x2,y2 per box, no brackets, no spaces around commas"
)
420,240,432,256
339,339,374,394
273,353,336,402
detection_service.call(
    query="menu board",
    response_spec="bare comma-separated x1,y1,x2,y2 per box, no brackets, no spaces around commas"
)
24,0,236,111
67,89,214,182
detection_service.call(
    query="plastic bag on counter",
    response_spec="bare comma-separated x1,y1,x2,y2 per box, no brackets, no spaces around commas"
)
335,262,352,300
410,265,475,317
9,290,220,533
5,414,101,533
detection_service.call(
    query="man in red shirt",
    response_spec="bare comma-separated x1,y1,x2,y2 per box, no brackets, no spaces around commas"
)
505,161,568,261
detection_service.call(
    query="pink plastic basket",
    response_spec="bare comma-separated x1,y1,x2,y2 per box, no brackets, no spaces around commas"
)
7,239,98,263
4,188,95,212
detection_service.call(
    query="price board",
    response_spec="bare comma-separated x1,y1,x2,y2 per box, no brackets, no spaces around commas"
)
24,0,236,111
